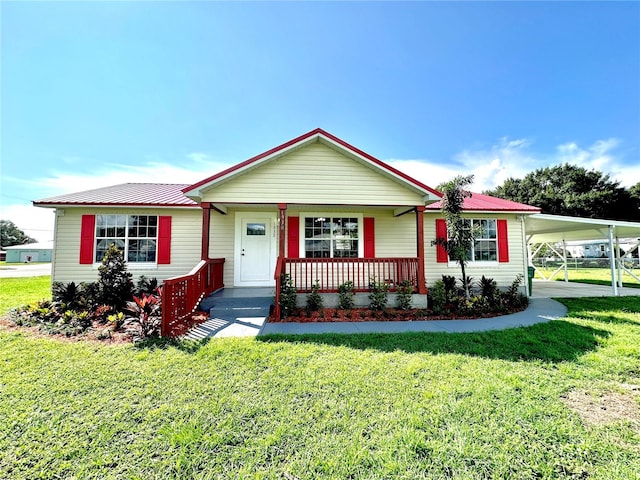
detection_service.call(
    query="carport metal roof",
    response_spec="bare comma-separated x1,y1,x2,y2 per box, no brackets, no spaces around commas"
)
524,213,640,243
523,213,640,296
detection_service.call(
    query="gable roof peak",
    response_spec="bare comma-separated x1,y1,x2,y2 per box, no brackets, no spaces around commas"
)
183,129,442,201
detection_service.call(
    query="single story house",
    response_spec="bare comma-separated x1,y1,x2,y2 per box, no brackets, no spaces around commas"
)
34,129,540,332
4,242,54,263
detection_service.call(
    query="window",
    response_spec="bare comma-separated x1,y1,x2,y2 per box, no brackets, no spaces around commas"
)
461,219,497,262
303,216,360,258
95,215,158,263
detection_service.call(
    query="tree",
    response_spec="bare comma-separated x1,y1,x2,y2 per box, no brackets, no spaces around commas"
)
98,243,134,311
484,164,640,221
435,175,477,299
0,220,36,248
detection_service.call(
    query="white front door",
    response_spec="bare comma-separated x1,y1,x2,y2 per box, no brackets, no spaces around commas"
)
235,212,277,286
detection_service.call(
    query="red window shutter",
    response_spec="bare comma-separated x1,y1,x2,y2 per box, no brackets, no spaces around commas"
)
157,216,172,264
287,216,299,258
497,219,509,263
364,217,375,258
79,214,96,264
435,218,448,263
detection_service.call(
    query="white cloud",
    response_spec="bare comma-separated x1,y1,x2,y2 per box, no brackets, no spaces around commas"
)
387,137,640,193
1,155,233,244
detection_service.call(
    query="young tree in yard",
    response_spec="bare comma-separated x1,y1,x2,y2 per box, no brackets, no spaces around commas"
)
435,175,476,299
98,243,134,311
0,220,36,247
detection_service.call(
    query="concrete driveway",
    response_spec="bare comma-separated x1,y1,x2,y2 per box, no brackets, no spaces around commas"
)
531,279,640,298
0,263,52,278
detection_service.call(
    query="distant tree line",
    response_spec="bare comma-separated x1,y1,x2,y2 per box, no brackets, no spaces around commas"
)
1,220,36,248
483,164,640,221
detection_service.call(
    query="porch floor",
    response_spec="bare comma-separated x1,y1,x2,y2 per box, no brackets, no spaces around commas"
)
182,288,274,340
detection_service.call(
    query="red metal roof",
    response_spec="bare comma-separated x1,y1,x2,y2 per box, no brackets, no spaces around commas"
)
426,192,541,212
183,128,442,198
33,183,198,207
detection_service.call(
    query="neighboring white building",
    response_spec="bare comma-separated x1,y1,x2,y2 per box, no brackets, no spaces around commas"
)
4,242,54,263
565,239,639,258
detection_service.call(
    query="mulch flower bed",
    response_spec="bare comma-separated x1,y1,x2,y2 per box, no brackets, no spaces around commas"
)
270,306,527,323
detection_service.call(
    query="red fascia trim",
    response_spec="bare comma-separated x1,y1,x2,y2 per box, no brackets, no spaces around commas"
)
317,130,442,198
32,202,198,208
183,128,443,198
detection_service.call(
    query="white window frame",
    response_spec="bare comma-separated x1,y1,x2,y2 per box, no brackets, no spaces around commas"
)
299,212,364,259
94,214,159,268
447,218,499,266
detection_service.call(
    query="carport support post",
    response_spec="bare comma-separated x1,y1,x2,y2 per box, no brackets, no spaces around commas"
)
607,225,618,296
562,240,568,282
616,236,622,288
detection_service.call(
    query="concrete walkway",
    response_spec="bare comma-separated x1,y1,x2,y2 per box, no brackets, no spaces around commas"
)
182,280,639,339
181,286,569,339
259,297,567,336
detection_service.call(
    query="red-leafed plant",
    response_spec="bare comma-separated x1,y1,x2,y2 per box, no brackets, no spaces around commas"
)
124,292,162,341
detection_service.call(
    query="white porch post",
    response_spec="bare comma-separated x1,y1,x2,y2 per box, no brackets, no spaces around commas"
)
607,225,618,296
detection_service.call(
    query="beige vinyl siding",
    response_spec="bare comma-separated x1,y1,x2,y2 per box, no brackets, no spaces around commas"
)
424,213,527,288
51,207,202,284
374,210,416,258
201,142,426,206
207,208,235,288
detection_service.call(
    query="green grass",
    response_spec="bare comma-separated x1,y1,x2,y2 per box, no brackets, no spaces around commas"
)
1,296,639,479
535,267,640,288
0,275,51,315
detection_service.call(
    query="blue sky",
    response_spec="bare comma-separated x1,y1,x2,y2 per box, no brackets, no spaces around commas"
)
2,1,639,242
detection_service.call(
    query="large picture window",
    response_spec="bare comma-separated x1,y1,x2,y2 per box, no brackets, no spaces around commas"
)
303,216,360,258
462,219,497,262
95,215,158,263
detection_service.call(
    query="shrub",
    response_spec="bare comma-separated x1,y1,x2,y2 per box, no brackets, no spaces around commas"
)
305,280,323,315
135,276,160,297
124,293,162,341
503,275,529,310
479,276,498,302
278,274,297,319
52,282,83,310
396,280,414,310
441,275,457,303
429,280,447,314
338,281,355,310
79,281,101,310
368,277,389,311
97,244,133,311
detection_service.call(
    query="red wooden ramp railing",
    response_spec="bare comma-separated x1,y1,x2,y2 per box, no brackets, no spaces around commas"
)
273,257,420,320
161,258,225,337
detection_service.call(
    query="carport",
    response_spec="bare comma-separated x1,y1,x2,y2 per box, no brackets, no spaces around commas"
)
524,213,640,296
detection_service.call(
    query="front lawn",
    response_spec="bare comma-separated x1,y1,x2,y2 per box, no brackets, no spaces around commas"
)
0,275,51,315
1,296,639,479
